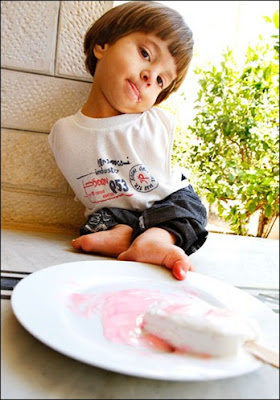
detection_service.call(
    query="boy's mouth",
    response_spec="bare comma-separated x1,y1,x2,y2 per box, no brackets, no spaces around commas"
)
128,80,141,102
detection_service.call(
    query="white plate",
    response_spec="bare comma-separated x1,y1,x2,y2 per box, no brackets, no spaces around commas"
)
11,260,278,381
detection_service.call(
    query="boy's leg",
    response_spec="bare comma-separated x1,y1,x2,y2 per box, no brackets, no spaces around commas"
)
71,208,139,257
118,187,208,280
117,227,194,280
71,224,133,257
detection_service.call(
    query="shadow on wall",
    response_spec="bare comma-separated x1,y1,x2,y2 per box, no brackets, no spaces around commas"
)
1,1,113,233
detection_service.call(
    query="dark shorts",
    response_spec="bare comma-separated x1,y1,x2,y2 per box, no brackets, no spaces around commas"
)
80,185,208,256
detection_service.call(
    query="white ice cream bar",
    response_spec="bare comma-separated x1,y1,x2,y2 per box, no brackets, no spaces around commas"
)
143,298,260,357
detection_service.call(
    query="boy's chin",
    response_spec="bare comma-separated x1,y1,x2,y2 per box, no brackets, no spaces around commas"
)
117,104,154,114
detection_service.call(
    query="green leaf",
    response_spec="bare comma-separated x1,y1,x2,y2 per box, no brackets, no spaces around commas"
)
265,204,273,218
273,10,279,29
263,16,272,23
267,193,274,204
248,201,257,213
228,173,235,185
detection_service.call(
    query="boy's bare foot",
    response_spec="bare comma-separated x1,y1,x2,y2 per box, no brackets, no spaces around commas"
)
117,228,194,280
71,224,133,257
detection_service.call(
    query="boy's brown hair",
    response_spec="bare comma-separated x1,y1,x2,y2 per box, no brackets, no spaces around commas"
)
84,1,194,105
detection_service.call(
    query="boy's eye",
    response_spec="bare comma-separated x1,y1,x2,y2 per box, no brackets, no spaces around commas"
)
140,48,150,61
157,76,163,88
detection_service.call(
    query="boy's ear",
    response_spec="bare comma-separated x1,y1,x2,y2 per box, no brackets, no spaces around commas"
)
93,43,109,59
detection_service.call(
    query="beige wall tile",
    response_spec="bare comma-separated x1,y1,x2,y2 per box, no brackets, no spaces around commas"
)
1,1,59,74
0,1,113,233
1,70,91,132
1,128,68,194
2,188,85,232
56,1,113,80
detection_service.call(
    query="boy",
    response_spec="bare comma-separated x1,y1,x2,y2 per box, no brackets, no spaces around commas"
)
49,1,208,280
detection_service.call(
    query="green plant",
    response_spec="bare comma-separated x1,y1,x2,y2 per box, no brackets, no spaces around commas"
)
176,11,279,237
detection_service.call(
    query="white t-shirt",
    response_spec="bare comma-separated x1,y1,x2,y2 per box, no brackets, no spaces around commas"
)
48,107,188,217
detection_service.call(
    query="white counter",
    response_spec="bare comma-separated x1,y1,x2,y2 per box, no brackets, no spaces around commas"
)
1,229,279,399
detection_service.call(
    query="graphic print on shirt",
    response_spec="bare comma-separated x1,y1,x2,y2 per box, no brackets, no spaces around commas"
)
129,164,158,192
78,157,133,205
77,157,158,205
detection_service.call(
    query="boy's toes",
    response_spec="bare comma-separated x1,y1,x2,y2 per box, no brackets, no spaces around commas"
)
71,235,95,252
71,237,81,249
163,250,194,280
172,259,193,280
117,249,130,261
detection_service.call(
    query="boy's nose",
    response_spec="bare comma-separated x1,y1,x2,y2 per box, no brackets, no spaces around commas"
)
140,70,153,87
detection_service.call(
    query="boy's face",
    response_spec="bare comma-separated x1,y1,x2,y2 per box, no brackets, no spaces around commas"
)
92,32,177,116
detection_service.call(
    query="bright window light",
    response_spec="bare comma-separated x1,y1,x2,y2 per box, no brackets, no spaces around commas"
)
113,1,279,123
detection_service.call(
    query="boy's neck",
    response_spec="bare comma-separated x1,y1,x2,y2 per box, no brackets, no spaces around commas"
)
81,82,123,118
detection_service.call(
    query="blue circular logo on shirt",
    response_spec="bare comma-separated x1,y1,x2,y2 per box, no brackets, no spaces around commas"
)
129,164,158,192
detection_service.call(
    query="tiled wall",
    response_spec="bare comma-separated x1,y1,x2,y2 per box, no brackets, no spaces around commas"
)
1,1,113,233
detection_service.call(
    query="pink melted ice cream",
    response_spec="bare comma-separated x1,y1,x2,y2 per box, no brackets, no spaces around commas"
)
67,288,194,352
66,287,259,357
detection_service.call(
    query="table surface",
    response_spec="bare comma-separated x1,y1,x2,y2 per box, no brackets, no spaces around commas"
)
1,229,279,399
